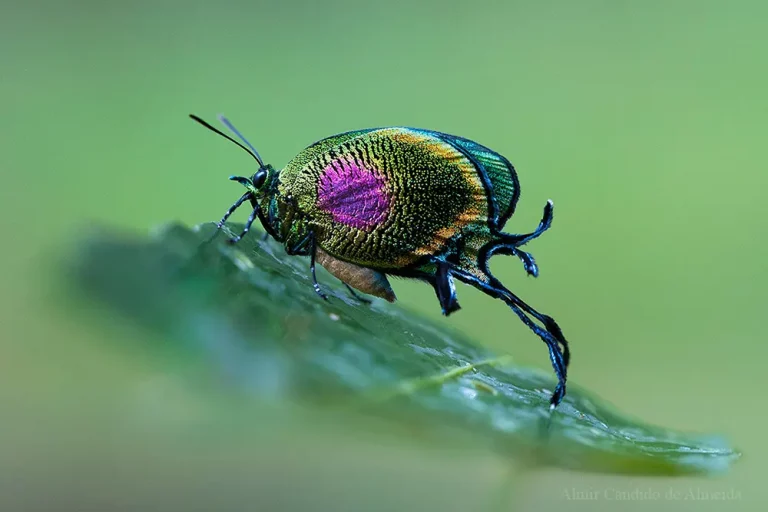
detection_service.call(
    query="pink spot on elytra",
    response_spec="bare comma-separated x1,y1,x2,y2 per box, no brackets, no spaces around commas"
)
316,158,391,230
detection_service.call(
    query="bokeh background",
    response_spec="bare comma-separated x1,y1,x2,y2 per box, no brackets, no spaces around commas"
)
1,0,766,510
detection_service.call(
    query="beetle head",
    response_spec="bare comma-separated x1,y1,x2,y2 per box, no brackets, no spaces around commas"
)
228,163,275,197
190,113,276,242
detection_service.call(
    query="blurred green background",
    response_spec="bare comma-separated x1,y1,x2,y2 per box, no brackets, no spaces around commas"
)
1,0,765,510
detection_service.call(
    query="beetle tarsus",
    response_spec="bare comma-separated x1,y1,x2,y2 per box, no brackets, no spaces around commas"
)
514,249,539,277
550,381,566,408
313,282,328,301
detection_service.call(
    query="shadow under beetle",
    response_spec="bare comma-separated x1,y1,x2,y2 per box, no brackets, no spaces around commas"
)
190,114,571,408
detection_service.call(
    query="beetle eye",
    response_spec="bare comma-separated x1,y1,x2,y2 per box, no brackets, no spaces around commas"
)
252,169,267,188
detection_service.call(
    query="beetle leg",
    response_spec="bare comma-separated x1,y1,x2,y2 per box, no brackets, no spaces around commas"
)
433,261,461,316
487,244,539,277
262,200,277,241
309,233,329,301
343,283,372,304
486,273,569,371
501,199,554,247
283,231,328,300
512,249,538,277
486,281,568,408
227,204,261,244
285,232,311,255
216,192,251,230
478,239,568,370
450,265,569,408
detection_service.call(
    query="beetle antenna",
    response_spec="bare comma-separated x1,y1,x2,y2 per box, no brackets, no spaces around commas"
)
189,114,265,167
217,114,266,167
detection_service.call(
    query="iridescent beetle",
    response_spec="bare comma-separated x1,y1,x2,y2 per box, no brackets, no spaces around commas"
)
190,114,571,407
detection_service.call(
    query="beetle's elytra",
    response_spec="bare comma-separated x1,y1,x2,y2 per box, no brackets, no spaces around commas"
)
190,114,570,407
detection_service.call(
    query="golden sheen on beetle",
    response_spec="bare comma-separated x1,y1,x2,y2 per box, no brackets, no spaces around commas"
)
190,114,571,407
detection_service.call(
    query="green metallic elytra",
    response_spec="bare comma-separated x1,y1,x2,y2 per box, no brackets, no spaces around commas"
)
190,114,571,408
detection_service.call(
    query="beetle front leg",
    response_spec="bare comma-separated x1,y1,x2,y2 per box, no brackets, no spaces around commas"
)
227,205,260,245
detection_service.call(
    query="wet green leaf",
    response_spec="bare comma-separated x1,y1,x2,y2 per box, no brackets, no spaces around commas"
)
70,222,740,476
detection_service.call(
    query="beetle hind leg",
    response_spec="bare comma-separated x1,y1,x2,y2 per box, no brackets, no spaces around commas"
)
489,277,569,407
486,278,568,407
343,282,372,304
500,199,553,247
487,243,539,277
448,261,570,407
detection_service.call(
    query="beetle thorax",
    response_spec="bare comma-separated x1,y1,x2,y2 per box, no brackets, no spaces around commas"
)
258,180,310,249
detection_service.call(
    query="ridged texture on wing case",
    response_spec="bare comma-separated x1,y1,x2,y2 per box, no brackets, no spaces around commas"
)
278,127,518,273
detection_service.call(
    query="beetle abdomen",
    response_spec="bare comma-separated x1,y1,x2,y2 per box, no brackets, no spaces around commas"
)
315,247,396,302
